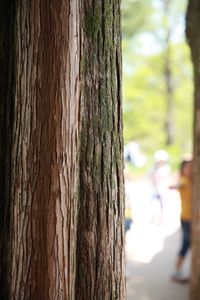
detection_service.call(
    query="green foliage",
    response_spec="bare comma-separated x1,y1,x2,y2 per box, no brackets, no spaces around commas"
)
122,0,193,161
122,0,153,38
123,43,193,152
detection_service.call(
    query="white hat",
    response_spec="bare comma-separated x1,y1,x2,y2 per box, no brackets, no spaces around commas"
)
154,150,169,162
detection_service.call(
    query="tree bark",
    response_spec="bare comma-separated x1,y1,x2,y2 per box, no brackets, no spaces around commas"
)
75,1,125,299
0,1,125,299
186,1,200,299
8,1,80,299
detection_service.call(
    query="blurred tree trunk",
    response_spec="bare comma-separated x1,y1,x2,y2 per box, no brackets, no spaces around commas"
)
186,1,200,300
163,0,175,145
164,32,174,146
0,1,125,299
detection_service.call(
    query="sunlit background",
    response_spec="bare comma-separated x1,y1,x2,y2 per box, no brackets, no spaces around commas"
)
122,1,192,299
122,0,192,164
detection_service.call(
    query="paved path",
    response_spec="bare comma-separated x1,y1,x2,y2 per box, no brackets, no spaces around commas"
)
125,179,190,300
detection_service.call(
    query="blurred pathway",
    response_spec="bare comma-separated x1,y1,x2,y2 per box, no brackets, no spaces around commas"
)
125,179,190,300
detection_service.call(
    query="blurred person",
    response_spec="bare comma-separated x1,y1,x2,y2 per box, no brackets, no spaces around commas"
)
149,150,171,223
125,198,132,233
170,159,192,283
124,162,133,233
124,141,146,167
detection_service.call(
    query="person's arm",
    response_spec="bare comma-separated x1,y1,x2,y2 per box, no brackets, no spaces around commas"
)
169,183,185,190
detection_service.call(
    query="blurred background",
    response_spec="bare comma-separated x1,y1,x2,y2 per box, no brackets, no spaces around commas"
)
122,0,192,163
122,0,192,299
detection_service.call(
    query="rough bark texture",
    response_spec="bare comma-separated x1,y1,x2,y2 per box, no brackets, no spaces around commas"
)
75,0,125,299
2,1,80,299
0,0,125,299
186,1,200,300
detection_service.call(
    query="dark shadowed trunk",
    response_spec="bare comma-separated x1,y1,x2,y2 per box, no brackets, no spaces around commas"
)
0,1,125,299
186,1,200,300
0,1,16,298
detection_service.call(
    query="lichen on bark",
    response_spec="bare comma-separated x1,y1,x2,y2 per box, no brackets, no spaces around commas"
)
75,0,125,299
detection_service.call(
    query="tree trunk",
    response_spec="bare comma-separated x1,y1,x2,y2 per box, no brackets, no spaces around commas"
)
0,1,16,298
164,32,175,146
76,1,125,299
0,1,125,299
163,0,175,146
186,1,200,299
7,1,80,299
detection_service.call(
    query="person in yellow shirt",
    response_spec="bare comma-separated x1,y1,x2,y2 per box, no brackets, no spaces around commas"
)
170,159,192,283
125,201,132,233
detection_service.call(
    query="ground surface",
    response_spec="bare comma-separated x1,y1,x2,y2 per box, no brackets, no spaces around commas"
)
125,178,190,300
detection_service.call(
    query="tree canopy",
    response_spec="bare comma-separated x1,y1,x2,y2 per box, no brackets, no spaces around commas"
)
122,0,193,163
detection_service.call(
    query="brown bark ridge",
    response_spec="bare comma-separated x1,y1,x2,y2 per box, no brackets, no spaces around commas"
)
8,1,80,299
75,1,125,299
0,0,125,299
186,1,200,300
